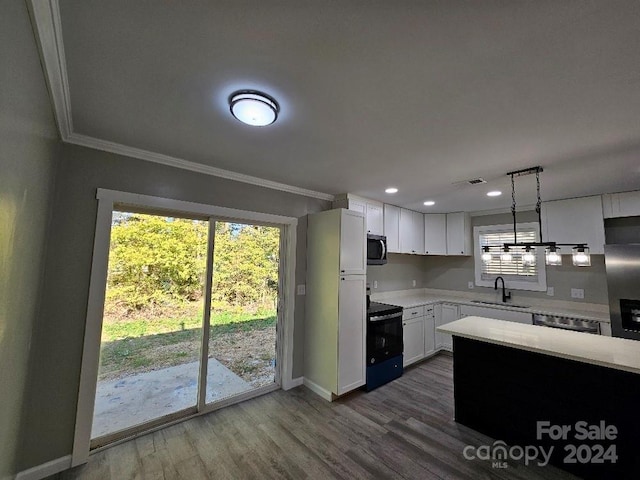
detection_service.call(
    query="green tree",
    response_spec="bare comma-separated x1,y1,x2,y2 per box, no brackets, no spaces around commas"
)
106,213,208,310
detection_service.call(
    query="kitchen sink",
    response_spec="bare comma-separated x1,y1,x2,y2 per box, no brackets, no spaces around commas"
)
470,300,531,309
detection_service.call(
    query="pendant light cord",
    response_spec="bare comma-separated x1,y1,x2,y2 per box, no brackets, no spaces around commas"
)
511,173,517,244
536,168,542,242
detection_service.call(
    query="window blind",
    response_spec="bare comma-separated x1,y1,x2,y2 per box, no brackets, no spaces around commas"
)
479,229,538,280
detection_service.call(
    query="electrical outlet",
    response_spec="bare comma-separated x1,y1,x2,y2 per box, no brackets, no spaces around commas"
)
296,284,306,295
412,279,417,287
468,281,474,289
547,287,555,296
571,288,584,299
373,280,378,289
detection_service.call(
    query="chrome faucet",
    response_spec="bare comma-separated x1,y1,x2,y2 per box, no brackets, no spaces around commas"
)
494,276,511,303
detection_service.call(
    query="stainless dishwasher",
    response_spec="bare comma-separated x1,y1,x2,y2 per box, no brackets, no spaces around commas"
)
532,313,601,334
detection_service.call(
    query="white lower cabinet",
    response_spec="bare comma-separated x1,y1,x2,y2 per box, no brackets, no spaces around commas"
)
403,316,425,367
424,306,436,355
436,304,459,350
459,305,532,324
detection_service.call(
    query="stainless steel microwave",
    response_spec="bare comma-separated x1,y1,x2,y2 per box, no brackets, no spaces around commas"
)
367,234,387,265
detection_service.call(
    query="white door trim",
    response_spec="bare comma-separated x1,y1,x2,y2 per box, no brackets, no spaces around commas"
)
72,189,298,466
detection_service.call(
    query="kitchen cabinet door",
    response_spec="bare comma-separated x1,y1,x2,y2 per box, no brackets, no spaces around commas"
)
602,191,640,219
366,203,384,236
337,275,366,395
403,316,425,366
424,312,436,355
384,204,400,253
542,196,605,254
459,305,532,324
339,209,366,275
446,212,472,255
424,214,447,255
400,208,424,254
436,304,459,350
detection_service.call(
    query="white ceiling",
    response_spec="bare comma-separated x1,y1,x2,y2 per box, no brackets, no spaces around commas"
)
56,0,640,212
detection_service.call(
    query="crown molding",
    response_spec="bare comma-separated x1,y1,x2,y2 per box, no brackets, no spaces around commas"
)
27,0,73,139
27,0,335,203
67,133,335,201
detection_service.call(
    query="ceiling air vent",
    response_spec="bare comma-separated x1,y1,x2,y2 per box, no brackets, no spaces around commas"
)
467,178,487,185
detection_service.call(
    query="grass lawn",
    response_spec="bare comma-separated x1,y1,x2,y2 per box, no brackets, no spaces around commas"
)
98,311,276,381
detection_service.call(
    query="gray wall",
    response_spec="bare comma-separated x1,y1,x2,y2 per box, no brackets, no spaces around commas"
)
370,211,610,305
19,144,330,470
0,1,60,477
367,254,427,293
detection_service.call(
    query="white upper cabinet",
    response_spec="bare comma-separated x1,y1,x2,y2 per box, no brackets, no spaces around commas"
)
339,209,367,274
542,196,606,254
446,212,472,256
384,204,401,253
399,208,424,254
365,203,384,236
424,214,447,255
602,191,640,219
333,194,384,235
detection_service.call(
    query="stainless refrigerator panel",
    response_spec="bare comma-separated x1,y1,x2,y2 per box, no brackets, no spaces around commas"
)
604,244,640,340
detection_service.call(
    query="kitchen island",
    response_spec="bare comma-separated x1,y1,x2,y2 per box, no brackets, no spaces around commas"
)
438,317,640,480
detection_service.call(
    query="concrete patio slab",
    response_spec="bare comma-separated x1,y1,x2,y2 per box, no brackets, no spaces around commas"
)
92,358,253,438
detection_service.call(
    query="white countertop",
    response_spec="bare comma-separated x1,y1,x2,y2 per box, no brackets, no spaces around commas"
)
438,316,640,374
371,288,610,323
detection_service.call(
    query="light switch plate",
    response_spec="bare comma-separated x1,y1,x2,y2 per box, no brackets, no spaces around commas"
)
296,284,306,295
571,288,584,299
373,280,378,289
547,287,554,296
468,281,474,289
412,280,417,287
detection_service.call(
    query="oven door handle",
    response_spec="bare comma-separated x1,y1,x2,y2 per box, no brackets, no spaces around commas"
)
369,312,402,322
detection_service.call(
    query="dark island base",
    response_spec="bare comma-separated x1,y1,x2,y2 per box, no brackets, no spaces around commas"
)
452,336,640,480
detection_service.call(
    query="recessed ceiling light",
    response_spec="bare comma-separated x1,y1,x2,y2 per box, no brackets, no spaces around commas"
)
229,90,280,126
487,191,502,197
385,187,398,194
423,201,435,206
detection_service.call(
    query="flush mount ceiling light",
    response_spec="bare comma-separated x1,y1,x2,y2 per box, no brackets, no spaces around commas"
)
481,166,591,268
385,187,398,194
424,201,435,206
487,191,502,197
229,90,280,126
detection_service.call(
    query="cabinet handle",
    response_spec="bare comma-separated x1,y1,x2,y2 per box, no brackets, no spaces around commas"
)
341,270,345,273
341,277,345,281
403,322,406,326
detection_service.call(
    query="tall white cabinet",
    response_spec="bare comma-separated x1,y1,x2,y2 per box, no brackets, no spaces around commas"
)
305,209,367,400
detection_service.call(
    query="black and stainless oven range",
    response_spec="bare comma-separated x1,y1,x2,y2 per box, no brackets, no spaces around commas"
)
365,302,403,391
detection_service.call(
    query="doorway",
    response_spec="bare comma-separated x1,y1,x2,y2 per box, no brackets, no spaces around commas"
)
90,210,282,448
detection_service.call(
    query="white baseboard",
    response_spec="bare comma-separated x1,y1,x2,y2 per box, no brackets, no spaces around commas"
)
283,376,304,390
302,378,333,401
15,455,72,480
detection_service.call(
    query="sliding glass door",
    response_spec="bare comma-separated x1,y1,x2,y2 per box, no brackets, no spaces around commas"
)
91,211,281,447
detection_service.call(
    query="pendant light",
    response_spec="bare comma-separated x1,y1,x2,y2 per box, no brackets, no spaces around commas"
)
545,246,562,266
522,247,536,266
572,245,591,267
481,166,590,267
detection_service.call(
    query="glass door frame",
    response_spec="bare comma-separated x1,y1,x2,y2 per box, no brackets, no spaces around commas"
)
72,189,298,466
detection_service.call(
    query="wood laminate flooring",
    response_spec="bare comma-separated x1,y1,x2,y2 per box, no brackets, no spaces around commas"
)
51,354,579,480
